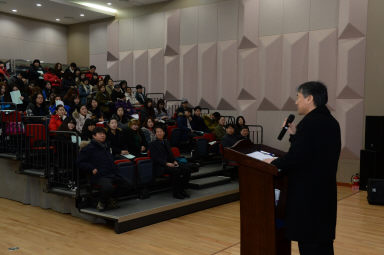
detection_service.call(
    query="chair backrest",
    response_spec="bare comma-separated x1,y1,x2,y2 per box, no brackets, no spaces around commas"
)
26,124,47,146
203,133,215,142
114,159,131,165
171,147,181,158
135,157,153,185
115,161,136,186
167,125,177,139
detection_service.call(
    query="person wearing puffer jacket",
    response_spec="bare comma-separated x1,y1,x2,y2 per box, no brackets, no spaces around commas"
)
49,105,67,131
43,68,61,89
72,105,92,133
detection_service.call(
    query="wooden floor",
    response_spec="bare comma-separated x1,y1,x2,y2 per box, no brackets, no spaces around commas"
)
0,187,383,255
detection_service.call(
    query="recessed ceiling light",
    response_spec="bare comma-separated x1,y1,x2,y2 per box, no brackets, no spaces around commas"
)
11,9,17,12
80,13,85,17
55,18,60,21
107,2,112,5
76,2,117,13
36,3,42,7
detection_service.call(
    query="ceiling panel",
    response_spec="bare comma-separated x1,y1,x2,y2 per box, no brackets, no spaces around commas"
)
0,0,170,25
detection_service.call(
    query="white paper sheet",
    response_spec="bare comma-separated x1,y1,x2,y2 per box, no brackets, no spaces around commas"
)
122,154,136,159
246,151,275,161
10,90,22,105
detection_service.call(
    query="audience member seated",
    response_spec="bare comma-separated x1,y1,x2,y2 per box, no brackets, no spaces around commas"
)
140,98,156,121
28,59,45,86
49,105,66,131
26,93,49,116
135,84,147,105
235,116,246,135
10,84,29,111
95,85,112,117
125,86,139,106
77,127,131,211
54,62,64,79
64,62,77,75
49,95,70,115
155,99,170,122
43,68,61,90
0,84,11,110
104,77,114,96
203,112,221,132
124,119,147,157
141,117,156,144
110,83,125,103
88,99,103,121
73,105,92,133
42,81,53,101
149,126,191,199
176,99,189,116
176,107,194,143
61,69,77,93
0,61,10,79
213,116,226,141
81,119,96,141
238,126,251,142
8,72,25,89
57,117,79,135
119,80,128,94
221,124,239,148
106,118,130,159
68,95,82,116
191,106,209,133
111,106,130,130
79,78,92,105
85,65,97,80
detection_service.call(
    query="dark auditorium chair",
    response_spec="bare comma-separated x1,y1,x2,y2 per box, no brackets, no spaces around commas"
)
134,157,153,199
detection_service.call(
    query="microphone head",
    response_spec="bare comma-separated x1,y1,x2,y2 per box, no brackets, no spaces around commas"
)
287,114,295,123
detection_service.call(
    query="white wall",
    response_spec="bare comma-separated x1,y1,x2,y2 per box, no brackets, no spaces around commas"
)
0,13,67,63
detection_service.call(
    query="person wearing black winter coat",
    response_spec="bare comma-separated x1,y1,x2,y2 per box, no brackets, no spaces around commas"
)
221,124,239,148
268,82,341,255
149,126,191,199
77,127,130,211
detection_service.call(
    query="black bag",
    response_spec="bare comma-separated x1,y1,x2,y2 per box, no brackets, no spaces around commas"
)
367,178,384,205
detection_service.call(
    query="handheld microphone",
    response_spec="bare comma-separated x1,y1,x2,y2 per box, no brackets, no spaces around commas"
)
277,114,295,140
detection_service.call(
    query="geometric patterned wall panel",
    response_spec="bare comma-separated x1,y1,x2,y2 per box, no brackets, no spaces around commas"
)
107,60,119,81
338,0,368,39
308,29,337,109
164,56,180,100
164,10,180,56
238,48,258,101
118,51,133,85
238,100,258,125
107,20,119,60
282,32,309,110
259,35,283,110
217,40,237,110
335,99,364,159
90,53,107,76
198,42,218,109
337,38,365,99
148,48,165,93
180,44,198,106
238,0,259,49
133,50,148,87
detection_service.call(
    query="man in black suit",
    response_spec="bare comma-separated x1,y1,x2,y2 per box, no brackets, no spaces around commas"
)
265,81,341,255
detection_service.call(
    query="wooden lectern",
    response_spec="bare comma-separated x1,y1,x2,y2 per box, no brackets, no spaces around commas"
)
223,140,291,255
